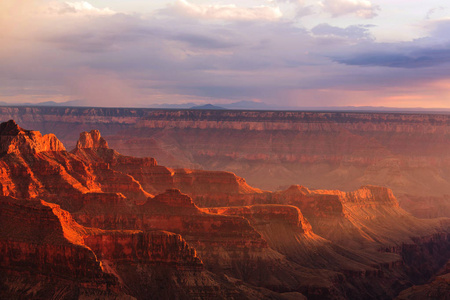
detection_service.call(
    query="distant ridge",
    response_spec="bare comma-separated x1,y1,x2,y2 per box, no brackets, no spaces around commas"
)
189,104,226,110
1,100,450,114
0,100,84,107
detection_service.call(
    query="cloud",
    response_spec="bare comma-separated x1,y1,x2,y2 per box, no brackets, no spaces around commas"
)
311,23,374,39
426,6,447,20
332,20,450,68
320,0,379,18
171,33,238,49
47,1,115,16
171,0,282,21
1,0,450,108
334,49,450,68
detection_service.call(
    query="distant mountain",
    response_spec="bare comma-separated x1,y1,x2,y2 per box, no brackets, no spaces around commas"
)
149,101,268,110
0,100,85,107
1,100,450,114
189,104,226,110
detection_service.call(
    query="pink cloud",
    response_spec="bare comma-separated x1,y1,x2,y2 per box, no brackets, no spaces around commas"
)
320,0,379,18
173,0,282,21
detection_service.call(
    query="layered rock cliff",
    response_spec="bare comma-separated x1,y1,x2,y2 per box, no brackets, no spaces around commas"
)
72,129,260,197
0,194,276,299
212,185,450,251
0,106,448,218
0,196,123,299
0,120,449,300
0,120,65,156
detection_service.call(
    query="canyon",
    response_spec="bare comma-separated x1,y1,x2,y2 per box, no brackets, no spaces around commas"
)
0,119,448,299
0,106,448,219
0,108,450,299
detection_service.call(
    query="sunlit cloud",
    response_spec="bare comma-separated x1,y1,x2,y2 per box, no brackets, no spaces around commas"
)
320,0,379,18
171,0,282,21
47,1,116,16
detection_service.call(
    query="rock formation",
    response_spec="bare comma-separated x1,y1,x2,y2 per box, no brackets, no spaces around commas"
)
0,120,448,299
76,130,109,149
3,106,449,218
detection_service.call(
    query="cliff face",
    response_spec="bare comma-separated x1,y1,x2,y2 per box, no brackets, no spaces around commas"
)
0,126,153,204
1,120,449,300
202,184,450,298
230,185,450,250
0,123,333,298
73,188,296,288
0,197,123,298
0,197,253,300
0,106,448,217
202,204,384,272
72,129,260,197
0,120,65,156
398,194,450,219
84,230,202,267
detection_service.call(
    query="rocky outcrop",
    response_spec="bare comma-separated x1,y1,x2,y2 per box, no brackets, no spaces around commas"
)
0,120,65,156
72,130,260,197
73,130,157,167
76,130,109,149
0,123,151,203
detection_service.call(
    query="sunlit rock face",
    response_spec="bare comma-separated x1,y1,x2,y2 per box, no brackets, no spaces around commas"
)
1,106,449,218
0,120,65,155
0,120,449,300
76,129,109,149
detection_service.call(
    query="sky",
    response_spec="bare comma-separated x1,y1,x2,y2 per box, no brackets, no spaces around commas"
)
0,0,449,108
